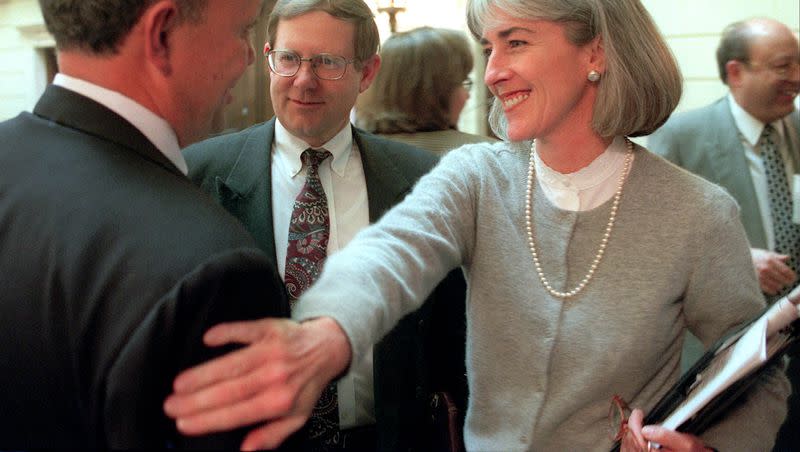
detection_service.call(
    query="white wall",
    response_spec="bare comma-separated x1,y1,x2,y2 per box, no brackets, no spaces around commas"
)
378,0,800,134
0,0,52,120
641,0,799,114
0,1,798,124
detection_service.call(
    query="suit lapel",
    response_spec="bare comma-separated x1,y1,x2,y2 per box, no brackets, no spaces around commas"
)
354,127,416,222
213,124,420,261
214,120,278,261
705,99,767,247
33,85,183,177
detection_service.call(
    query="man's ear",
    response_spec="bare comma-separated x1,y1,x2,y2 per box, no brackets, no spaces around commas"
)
725,60,744,87
143,1,180,75
358,54,381,93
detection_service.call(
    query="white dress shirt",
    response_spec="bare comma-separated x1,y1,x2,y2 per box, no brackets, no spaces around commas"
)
534,135,634,212
729,94,796,249
52,73,186,175
271,119,375,428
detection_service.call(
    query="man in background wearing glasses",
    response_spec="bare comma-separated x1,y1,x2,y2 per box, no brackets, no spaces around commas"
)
648,17,800,451
181,0,467,451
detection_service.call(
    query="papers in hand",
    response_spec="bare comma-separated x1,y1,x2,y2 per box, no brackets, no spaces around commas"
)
660,291,800,431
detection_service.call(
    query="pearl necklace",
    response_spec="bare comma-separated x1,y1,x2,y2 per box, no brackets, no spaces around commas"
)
525,138,634,298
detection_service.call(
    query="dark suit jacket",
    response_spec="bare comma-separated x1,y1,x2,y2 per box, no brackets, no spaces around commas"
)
184,118,468,451
0,86,289,449
648,97,800,249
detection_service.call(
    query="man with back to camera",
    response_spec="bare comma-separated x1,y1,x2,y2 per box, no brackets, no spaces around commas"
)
0,0,290,449
648,17,800,451
180,0,468,450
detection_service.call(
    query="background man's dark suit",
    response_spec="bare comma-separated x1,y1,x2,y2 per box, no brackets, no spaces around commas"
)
0,86,289,449
184,118,468,451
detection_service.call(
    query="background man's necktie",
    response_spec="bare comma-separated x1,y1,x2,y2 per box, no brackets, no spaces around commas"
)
285,148,331,302
761,124,800,297
284,148,341,449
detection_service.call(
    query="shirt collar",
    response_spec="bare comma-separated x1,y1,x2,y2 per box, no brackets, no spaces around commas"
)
53,73,186,175
274,118,353,177
728,93,785,147
534,135,628,191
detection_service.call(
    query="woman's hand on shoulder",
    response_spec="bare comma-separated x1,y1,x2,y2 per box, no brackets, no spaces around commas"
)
163,316,352,451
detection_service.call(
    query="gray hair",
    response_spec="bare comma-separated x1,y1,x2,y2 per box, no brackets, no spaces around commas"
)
38,0,208,54
466,0,682,139
267,0,380,66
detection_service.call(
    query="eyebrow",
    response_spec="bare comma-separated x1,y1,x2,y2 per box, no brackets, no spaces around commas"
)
479,26,535,45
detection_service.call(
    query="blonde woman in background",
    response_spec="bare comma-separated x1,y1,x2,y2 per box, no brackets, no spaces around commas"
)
356,26,497,155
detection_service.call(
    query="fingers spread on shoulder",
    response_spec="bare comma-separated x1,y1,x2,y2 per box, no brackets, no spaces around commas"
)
166,351,298,417
203,317,297,347
170,318,299,395
176,383,304,436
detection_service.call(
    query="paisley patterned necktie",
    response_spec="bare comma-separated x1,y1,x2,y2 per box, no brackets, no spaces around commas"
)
285,148,331,302
284,148,341,449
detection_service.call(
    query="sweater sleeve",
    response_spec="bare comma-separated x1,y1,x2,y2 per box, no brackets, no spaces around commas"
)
682,192,764,345
292,147,479,365
683,190,789,449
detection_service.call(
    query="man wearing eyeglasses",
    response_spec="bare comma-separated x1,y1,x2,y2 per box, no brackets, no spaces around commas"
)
648,17,800,451
180,0,467,451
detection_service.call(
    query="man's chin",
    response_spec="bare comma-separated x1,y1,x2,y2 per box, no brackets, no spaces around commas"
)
773,102,796,119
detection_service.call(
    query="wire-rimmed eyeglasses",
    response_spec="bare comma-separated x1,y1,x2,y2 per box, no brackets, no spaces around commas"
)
267,49,357,81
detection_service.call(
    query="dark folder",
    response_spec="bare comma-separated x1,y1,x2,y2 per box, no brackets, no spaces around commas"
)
611,291,800,451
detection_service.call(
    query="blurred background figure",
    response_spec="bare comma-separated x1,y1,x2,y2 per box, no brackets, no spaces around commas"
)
649,17,800,301
647,17,800,451
356,26,497,155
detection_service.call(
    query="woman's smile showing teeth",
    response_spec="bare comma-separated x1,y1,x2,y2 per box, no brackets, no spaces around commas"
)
501,92,529,109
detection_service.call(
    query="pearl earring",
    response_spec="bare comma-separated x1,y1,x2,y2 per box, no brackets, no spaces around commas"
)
588,70,601,82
